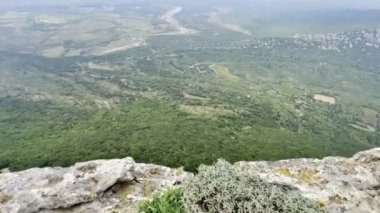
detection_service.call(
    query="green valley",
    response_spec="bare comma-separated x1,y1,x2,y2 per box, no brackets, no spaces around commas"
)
0,1,379,172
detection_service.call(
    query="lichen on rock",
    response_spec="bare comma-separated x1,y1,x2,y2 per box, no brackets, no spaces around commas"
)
235,148,380,213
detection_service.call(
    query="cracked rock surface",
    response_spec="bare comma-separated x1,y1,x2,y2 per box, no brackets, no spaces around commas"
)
0,158,189,213
235,148,380,213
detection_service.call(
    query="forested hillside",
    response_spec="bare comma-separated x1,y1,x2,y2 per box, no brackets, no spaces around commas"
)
0,1,379,172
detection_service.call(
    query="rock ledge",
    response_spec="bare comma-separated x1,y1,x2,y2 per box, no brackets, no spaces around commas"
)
1,148,379,213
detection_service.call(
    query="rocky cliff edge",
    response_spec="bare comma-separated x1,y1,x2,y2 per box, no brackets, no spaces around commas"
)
0,148,379,213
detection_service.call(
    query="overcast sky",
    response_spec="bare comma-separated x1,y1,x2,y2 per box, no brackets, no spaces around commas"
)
1,0,380,10
259,0,380,10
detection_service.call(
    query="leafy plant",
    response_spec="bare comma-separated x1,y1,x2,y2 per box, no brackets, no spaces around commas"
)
139,188,186,213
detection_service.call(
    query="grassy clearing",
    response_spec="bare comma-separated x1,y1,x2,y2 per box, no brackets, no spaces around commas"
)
179,105,235,118
40,46,66,58
210,64,240,82
362,107,378,126
87,62,119,71
313,94,336,105
88,37,145,56
277,83,303,97
182,92,209,101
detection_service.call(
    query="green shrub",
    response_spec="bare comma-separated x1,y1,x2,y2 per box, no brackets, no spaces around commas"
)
138,160,324,213
0,159,10,170
139,188,186,213
182,159,324,213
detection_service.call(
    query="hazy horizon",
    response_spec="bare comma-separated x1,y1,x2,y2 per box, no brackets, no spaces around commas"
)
1,0,380,10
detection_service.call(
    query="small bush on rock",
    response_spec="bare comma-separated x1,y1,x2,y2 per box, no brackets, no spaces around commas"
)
139,188,185,213
182,159,324,213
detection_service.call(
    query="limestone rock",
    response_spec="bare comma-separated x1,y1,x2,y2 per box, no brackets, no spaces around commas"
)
235,148,380,213
1,148,379,213
0,158,189,213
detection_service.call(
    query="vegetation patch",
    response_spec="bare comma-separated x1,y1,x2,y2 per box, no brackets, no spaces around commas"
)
279,168,321,184
182,160,323,213
328,194,348,204
40,46,66,58
120,185,135,200
349,123,376,132
0,195,12,204
179,105,235,118
142,181,155,197
316,200,327,208
210,64,240,82
277,83,304,97
279,168,295,177
175,168,184,177
87,62,119,71
182,92,209,101
139,160,324,213
0,159,10,170
298,168,320,183
362,107,378,127
139,188,185,213
0,96,372,173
